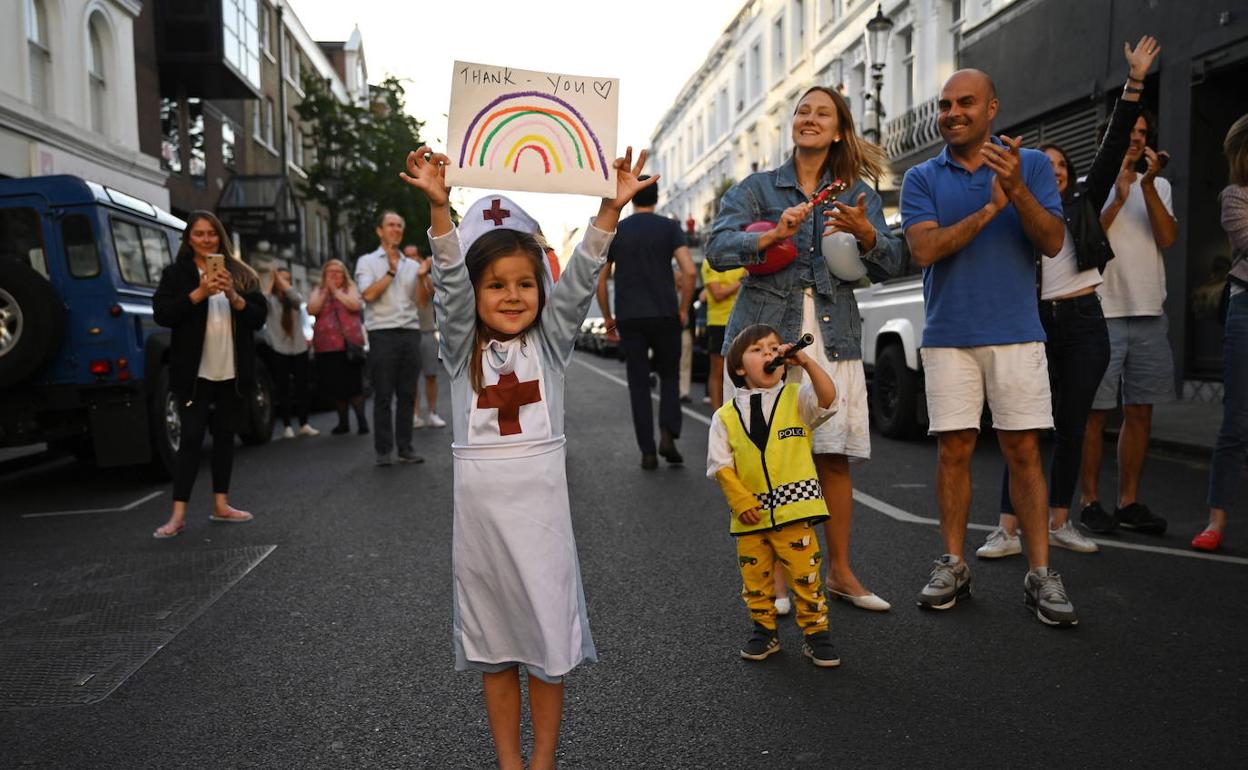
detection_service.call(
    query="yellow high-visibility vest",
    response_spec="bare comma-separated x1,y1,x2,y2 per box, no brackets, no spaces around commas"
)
718,382,827,535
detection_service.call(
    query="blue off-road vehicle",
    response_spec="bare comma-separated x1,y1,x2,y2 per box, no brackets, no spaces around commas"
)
0,176,275,476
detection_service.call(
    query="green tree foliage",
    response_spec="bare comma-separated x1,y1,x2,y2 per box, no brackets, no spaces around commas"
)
297,73,433,264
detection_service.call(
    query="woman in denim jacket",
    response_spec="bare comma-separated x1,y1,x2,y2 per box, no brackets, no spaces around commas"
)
706,86,905,611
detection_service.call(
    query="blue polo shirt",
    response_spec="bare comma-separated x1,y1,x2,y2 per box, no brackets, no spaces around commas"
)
900,139,1062,348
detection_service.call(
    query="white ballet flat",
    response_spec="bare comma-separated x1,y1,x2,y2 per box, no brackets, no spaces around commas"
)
828,588,891,612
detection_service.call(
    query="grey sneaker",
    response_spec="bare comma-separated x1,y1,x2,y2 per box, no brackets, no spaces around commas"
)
375,452,393,466
1048,521,1098,553
916,554,971,610
397,450,425,464
1024,567,1079,627
976,527,1022,559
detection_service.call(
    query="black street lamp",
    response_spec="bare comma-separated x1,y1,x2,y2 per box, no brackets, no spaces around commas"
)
865,4,894,145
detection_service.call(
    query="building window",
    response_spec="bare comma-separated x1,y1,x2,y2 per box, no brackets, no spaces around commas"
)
259,1,272,54
263,97,275,147
293,124,304,168
87,15,107,134
222,120,236,169
222,0,260,89
160,98,182,173
772,16,785,83
187,99,206,180
948,0,964,63
26,0,51,112
718,87,730,138
282,34,302,84
901,28,915,109
286,117,294,164
735,56,746,112
791,0,806,57
818,0,837,28
749,40,762,100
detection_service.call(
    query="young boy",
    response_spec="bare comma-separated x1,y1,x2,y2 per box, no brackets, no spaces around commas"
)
707,324,841,667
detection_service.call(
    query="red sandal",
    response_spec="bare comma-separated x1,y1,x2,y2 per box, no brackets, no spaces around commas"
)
1190,529,1223,552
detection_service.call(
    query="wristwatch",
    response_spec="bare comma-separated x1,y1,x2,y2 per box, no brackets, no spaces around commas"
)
386,270,397,277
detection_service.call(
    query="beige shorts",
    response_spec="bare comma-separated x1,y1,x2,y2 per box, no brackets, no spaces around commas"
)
921,343,1053,433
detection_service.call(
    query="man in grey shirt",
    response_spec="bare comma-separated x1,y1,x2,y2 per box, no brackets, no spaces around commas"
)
356,210,423,465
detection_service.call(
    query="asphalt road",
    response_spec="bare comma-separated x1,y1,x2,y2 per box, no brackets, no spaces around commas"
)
1,352,1245,769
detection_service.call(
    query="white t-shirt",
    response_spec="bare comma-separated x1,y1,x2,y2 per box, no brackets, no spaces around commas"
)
198,269,236,381
1041,228,1102,300
1098,176,1174,317
355,248,422,332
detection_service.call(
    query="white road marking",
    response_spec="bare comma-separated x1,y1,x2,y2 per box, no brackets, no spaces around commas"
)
22,490,165,519
575,356,1248,567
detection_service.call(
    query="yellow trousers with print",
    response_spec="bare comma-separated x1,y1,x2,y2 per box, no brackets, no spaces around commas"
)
737,519,828,633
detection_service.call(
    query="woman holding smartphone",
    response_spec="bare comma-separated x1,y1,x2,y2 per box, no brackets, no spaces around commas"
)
152,211,266,538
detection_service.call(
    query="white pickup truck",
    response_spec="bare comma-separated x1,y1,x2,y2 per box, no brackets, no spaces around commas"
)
854,263,927,438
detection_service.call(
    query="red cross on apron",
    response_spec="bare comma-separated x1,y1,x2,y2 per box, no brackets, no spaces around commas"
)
476,371,542,435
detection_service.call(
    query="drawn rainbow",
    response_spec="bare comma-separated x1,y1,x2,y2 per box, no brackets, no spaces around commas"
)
458,91,609,180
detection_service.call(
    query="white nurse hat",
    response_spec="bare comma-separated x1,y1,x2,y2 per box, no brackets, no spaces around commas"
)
459,194,541,256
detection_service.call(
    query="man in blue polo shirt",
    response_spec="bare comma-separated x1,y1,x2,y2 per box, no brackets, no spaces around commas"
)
901,69,1078,627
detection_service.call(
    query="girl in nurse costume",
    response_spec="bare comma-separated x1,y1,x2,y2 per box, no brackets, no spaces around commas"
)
401,145,657,770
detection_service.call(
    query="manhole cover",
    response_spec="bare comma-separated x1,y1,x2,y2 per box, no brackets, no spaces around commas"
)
0,546,275,709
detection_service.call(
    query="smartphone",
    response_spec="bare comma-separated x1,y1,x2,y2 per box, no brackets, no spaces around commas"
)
206,253,225,277
1135,150,1169,174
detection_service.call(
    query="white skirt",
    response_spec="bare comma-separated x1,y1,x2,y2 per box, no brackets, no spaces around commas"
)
451,436,596,680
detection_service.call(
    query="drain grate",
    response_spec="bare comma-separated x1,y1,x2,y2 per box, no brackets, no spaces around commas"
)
0,546,274,709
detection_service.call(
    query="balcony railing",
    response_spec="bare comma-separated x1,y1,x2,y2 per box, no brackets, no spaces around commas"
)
881,95,941,161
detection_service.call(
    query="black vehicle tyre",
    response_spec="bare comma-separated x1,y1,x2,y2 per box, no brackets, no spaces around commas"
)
872,343,921,439
238,362,275,446
149,365,178,480
0,258,65,387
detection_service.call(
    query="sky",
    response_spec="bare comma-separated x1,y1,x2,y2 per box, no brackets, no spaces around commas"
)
288,0,741,247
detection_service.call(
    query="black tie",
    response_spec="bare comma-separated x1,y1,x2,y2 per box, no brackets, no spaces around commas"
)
748,392,769,452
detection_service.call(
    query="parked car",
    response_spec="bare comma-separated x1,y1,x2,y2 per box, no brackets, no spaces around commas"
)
855,230,927,439
0,175,275,477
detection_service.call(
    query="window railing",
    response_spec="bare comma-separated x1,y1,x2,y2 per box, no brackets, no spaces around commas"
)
881,95,941,161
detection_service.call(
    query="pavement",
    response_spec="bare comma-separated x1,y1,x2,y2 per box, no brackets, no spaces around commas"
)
0,353,1244,768
1105,398,1222,456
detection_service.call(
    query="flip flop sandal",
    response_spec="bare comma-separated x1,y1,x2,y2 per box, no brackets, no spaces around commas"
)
153,523,185,539
209,511,254,523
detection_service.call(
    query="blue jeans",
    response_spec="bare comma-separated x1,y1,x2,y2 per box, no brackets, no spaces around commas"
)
1002,293,1110,513
1208,292,1248,510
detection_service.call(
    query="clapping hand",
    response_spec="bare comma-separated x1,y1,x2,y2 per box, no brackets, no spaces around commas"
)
400,146,451,207
981,135,1025,197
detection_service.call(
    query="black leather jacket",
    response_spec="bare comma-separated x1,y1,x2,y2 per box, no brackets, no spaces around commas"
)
1060,96,1143,273
152,256,267,401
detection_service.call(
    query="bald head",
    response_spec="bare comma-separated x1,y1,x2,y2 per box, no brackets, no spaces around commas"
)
937,69,1000,152
945,69,997,101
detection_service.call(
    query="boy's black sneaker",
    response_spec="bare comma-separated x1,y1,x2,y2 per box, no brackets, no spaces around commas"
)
740,623,780,661
1115,502,1167,534
1079,501,1118,534
801,631,841,668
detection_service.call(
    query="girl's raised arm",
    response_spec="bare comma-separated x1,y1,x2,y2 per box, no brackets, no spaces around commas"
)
402,146,474,375
540,147,655,364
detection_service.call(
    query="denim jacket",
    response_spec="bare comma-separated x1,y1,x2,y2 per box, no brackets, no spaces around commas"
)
705,158,905,360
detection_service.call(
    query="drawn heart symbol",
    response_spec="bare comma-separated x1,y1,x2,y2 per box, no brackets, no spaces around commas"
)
593,80,613,100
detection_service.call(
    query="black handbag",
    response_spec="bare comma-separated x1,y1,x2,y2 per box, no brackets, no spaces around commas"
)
329,298,366,363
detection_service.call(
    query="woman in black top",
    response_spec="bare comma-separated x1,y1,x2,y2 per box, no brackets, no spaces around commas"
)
152,211,266,538
979,37,1160,559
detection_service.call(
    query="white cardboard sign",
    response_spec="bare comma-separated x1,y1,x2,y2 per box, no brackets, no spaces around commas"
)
445,61,618,197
